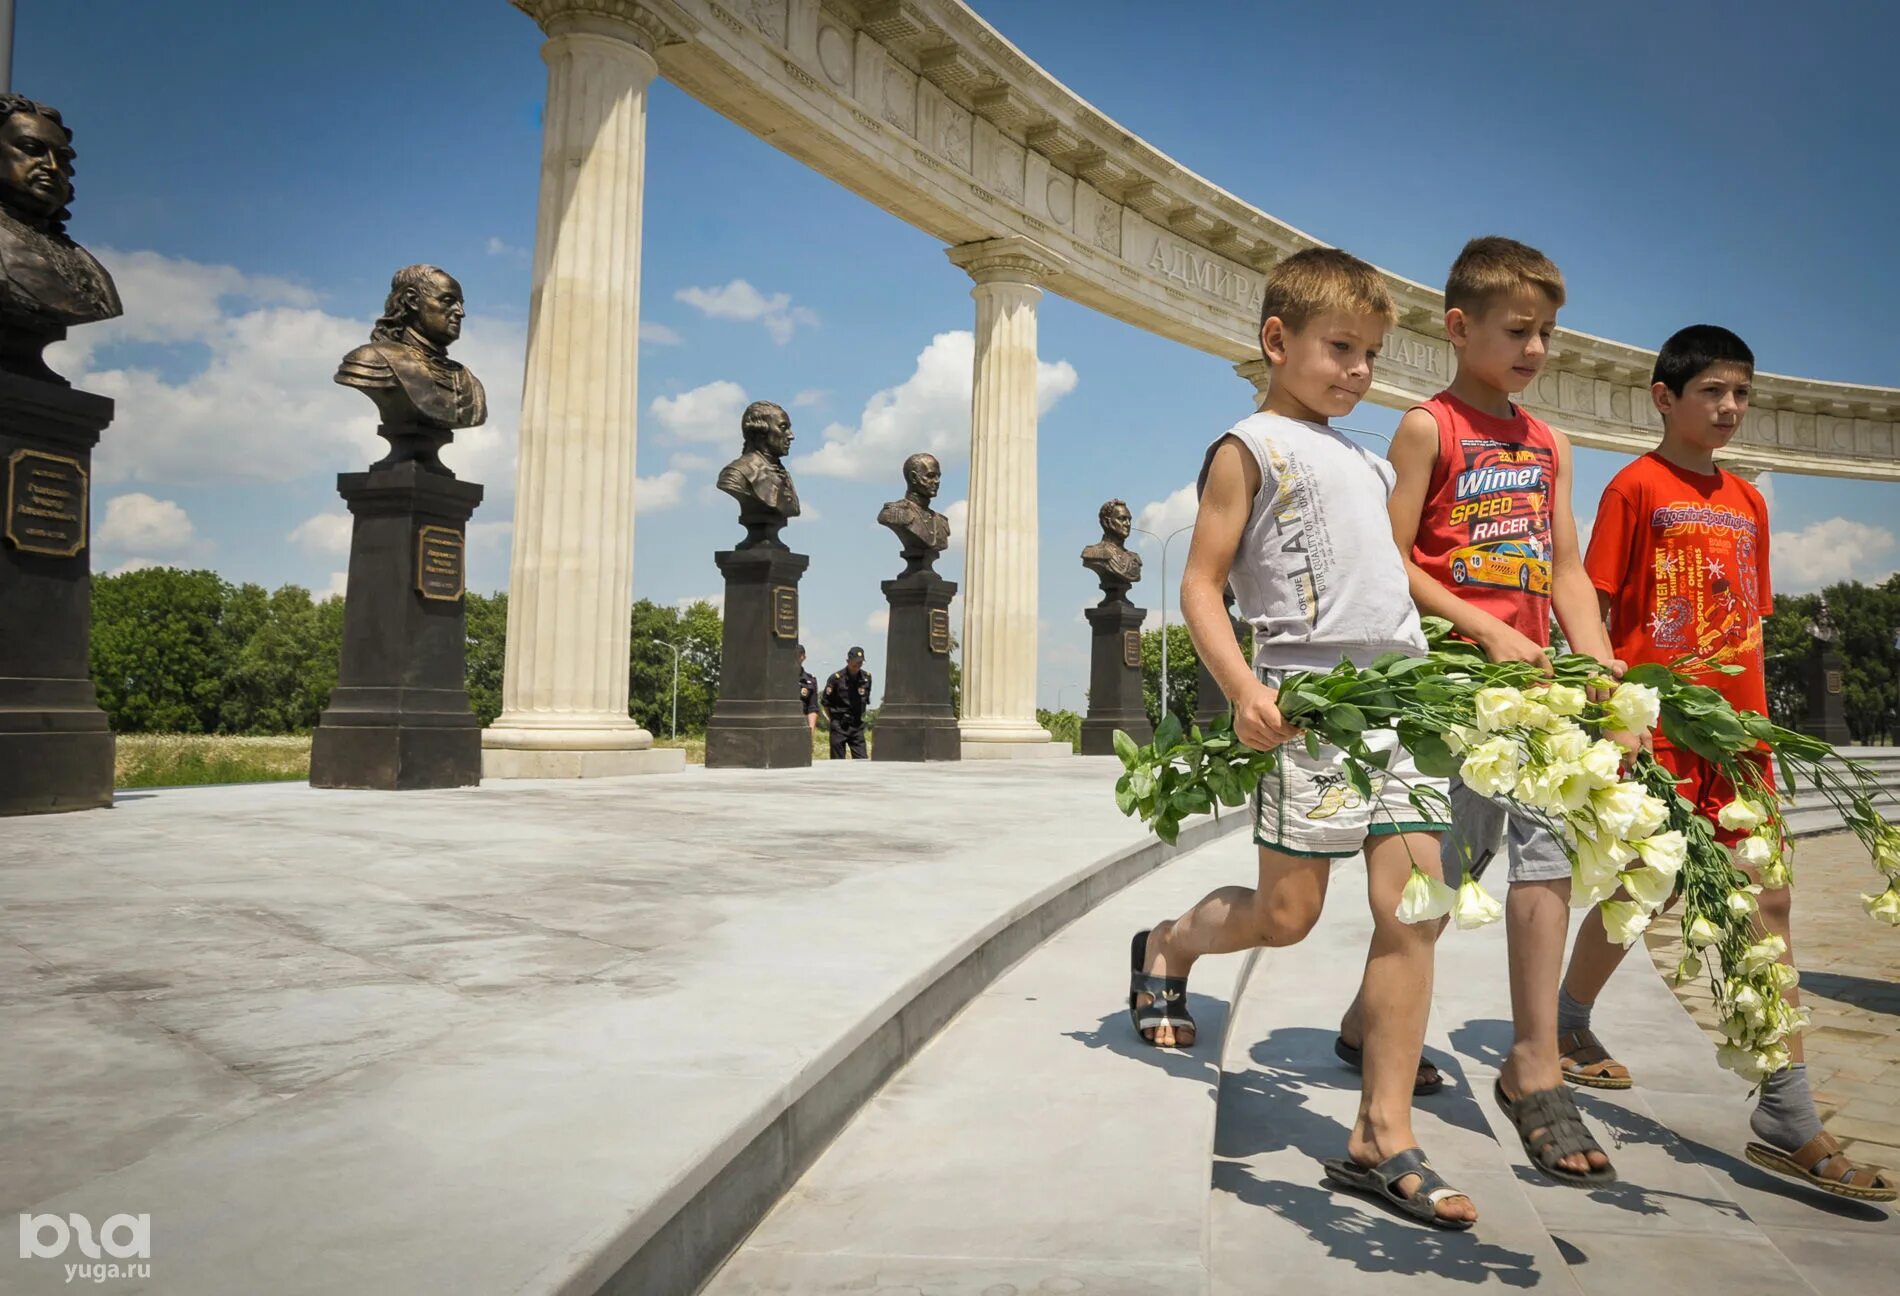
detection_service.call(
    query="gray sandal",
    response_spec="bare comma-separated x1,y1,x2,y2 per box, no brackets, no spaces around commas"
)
1322,1147,1474,1230
1494,1078,1617,1186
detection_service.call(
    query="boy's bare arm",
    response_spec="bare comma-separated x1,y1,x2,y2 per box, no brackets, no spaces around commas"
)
1549,431,1617,665
1182,438,1299,751
1385,410,1545,666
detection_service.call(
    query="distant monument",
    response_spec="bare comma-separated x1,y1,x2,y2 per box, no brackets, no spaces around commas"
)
1079,500,1153,755
0,95,120,814
1801,596,1850,745
309,266,486,791
705,401,812,768
874,453,958,760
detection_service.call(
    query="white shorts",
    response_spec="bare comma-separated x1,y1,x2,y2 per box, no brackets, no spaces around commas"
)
1252,726,1452,858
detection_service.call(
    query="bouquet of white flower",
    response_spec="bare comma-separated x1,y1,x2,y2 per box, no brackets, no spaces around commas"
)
1111,617,1897,1085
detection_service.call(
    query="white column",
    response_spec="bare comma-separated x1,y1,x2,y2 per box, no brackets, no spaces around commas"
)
947,238,1070,759
484,7,682,778
1234,358,1272,410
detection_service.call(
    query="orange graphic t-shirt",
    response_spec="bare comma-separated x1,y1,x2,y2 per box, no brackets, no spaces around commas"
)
1584,453,1772,739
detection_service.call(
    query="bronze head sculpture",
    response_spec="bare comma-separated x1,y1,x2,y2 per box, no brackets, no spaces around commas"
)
878,451,951,575
1081,498,1142,589
0,95,122,383
717,399,801,547
335,265,487,474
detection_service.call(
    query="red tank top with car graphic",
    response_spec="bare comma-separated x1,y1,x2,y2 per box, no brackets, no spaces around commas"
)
1583,453,1772,738
1410,392,1557,646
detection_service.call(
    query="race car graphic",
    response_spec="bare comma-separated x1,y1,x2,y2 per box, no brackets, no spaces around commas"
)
1447,539,1551,595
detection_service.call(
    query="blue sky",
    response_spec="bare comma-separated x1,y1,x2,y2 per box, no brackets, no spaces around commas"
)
19,0,1900,707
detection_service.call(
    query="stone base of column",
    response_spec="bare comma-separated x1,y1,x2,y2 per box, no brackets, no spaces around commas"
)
0,375,114,816
481,743,684,779
706,546,812,769
1081,598,1153,757
310,464,484,792
875,571,960,762
958,737,1074,760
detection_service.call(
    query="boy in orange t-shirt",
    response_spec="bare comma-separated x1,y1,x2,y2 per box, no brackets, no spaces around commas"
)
1558,325,1894,1201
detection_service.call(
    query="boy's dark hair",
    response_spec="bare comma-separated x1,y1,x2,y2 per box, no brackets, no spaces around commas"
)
1258,247,1395,345
1652,325,1754,395
1445,236,1565,316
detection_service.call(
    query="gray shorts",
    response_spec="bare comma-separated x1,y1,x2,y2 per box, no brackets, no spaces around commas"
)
1441,777,1571,886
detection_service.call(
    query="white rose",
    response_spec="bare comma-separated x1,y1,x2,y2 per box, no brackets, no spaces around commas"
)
1619,864,1676,910
1459,736,1521,797
1545,725,1590,764
1473,686,1525,733
1543,682,1588,716
1863,884,1900,926
1442,723,1477,755
1518,699,1558,733
1633,829,1687,880
1396,867,1456,924
1579,740,1625,790
1716,797,1769,832
1734,835,1774,869
1513,764,1568,814
1876,828,1900,879
1627,794,1670,841
1451,877,1505,930
1684,915,1722,949
1600,899,1651,947
1590,783,1648,838
1737,934,1788,976
1550,761,1597,813
1605,681,1662,734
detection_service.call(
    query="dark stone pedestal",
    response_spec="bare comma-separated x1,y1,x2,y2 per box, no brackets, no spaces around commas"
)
0,375,114,815
875,571,960,761
1194,598,1247,731
309,463,484,790
706,546,812,769
1081,578,1153,756
1804,647,1851,746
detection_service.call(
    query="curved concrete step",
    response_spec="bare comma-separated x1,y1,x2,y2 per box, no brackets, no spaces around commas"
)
1207,860,1898,1295
704,829,1260,1294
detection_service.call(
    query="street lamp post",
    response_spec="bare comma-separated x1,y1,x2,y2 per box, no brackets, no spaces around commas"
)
1130,522,1196,726
638,639,682,739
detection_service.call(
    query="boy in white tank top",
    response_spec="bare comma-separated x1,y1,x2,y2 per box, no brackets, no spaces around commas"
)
1127,249,1474,1229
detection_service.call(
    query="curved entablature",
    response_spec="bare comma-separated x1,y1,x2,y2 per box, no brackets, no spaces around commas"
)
511,0,1900,480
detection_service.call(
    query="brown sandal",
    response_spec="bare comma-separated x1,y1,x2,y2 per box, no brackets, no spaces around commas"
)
1746,1132,1899,1202
1558,1028,1632,1090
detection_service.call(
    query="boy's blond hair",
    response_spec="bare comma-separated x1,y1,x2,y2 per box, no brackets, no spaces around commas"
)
1259,247,1396,341
1445,236,1566,316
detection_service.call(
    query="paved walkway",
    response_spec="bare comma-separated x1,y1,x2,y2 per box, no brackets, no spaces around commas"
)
0,760,1237,1295
1645,830,1900,1173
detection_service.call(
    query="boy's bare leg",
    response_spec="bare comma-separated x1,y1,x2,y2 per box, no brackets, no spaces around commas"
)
1503,878,1607,1174
1139,847,1332,1047
1345,831,1475,1223
1338,920,1447,1087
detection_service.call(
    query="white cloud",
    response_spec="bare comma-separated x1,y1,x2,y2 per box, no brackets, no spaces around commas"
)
867,608,890,632
640,321,683,346
108,557,162,576
1773,517,1899,591
46,250,523,493
95,493,197,554
1132,483,1198,547
792,389,826,408
322,570,350,598
651,379,748,444
674,279,818,344
636,470,686,511
668,452,715,471
485,236,526,259
944,498,968,551
288,510,353,557
795,330,1079,481
676,593,725,615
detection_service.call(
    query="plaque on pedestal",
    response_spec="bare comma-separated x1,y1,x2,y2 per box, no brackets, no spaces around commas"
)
1079,500,1153,756
705,401,813,768
874,453,959,761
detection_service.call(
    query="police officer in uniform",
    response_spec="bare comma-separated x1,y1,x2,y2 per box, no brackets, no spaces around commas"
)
797,644,818,737
821,646,873,759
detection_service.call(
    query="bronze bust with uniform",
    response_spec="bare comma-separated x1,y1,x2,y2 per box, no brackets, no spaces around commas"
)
877,452,951,575
717,400,801,547
1081,498,1143,588
0,95,121,383
336,265,486,474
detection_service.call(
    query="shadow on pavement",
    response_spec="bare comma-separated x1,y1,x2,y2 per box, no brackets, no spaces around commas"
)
1062,996,1229,1085
1799,969,1900,1018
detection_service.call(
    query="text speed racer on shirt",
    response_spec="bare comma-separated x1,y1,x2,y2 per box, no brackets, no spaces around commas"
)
1447,539,1551,594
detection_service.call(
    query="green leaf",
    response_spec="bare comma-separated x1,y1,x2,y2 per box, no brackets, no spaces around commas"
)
1112,729,1139,766
1327,703,1368,735
1369,651,1408,673
1304,732,1322,759
1622,662,1674,688
1154,713,1184,754
1115,783,1137,816
1155,814,1180,846
1343,759,1375,800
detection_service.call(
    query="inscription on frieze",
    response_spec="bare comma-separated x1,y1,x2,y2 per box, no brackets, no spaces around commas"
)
928,608,950,654
4,449,88,558
415,524,465,602
1131,215,1262,315
772,585,799,640
1122,629,1141,670
1377,327,1447,388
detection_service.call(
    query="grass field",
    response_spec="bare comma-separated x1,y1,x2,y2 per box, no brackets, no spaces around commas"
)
115,734,314,788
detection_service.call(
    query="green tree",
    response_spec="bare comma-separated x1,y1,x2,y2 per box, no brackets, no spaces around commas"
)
1141,623,1198,729
628,598,723,735
465,591,508,726
221,584,335,732
1762,592,1819,729
90,567,235,732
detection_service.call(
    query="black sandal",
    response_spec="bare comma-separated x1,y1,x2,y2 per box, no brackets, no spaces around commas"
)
1333,1035,1445,1095
1494,1078,1617,1186
1127,929,1195,1047
1322,1147,1474,1230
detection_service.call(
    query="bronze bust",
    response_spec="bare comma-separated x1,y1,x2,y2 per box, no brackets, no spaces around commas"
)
0,95,122,383
336,265,487,474
1081,498,1143,588
718,400,801,547
878,452,951,575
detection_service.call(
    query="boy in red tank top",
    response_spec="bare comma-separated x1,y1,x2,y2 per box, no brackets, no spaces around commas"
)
1557,326,1894,1200
1339,237,1623,1184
